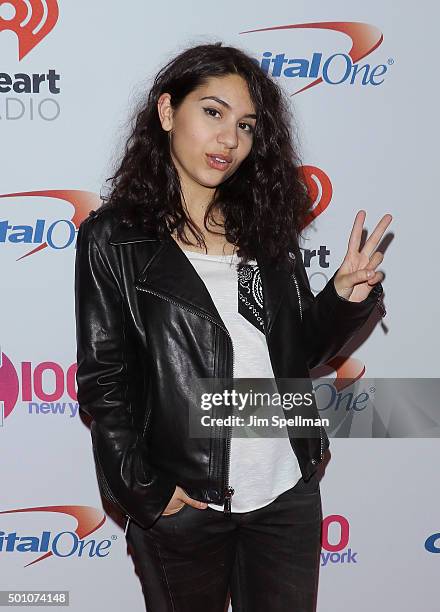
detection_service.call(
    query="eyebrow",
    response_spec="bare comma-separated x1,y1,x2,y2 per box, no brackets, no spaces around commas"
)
199,96,257,120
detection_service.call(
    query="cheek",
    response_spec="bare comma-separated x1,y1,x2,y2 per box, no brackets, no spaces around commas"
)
172,121,208,160
237,138,253,163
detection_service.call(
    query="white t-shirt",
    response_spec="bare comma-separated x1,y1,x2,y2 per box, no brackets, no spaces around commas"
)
181,248,302,513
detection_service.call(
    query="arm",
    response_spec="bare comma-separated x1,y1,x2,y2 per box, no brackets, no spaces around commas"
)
292,246,385,370
75,216,176,530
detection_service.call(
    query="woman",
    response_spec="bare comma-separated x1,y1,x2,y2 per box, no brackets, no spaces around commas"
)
75,42,391,611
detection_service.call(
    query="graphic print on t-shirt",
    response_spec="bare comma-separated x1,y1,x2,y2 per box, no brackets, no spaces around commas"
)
237,264,265,334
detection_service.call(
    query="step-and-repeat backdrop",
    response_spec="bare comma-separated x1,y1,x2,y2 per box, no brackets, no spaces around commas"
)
1,1,438,610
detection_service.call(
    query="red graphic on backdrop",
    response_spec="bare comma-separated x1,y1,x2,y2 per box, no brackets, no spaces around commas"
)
300,165,333,230
0,349,19,420
311,355,366,391
0,0,59,60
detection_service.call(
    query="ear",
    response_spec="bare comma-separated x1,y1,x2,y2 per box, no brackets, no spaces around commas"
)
157,92,174,132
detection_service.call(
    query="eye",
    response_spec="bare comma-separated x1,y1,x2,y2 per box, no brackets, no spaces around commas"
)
238,122,254,134
203,107,221,118
203,107,255,134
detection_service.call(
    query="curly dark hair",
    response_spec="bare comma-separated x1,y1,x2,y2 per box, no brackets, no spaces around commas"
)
101,41,311,272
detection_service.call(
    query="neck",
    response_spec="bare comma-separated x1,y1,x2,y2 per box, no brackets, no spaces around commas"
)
170,208,238,256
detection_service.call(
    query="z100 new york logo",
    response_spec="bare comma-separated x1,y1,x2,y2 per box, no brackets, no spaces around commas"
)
0,344,79,427
321,514,358,566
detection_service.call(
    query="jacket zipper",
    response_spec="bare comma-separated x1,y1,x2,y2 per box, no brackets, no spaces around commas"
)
223,331,235,517
291,272,303,322
291,271,325,464
319,424,324,461
135,284,235,516
376,295,386,317
123,402,153,537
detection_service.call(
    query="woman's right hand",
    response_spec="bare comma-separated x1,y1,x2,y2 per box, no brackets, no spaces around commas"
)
161,485,208,515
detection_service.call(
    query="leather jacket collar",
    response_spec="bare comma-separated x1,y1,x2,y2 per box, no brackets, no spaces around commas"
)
108,221,293,338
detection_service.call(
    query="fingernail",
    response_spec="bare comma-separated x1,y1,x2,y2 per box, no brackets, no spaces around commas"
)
367,271,373,277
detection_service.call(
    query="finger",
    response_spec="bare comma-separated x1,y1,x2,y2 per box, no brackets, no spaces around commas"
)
364,250,384,270
347,210,366,254
162,504,185,515
366,270,384,285
183,495,208,509
361,214,393,258
345,268,377,287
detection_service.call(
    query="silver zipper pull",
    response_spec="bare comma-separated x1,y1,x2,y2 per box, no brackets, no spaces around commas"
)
124,516,131,536
223,486,235,517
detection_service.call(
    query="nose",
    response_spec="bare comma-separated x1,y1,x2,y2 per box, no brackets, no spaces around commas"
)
217,122,239,149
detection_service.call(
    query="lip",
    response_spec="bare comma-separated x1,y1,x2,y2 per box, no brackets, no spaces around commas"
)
205,153,233,172
206,153,233,163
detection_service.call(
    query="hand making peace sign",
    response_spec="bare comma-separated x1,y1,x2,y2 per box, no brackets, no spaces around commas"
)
333,210,393,303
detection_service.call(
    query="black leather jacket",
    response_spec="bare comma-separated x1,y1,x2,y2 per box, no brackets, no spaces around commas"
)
74,206,385,531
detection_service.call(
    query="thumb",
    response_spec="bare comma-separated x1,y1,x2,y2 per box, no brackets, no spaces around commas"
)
334,268,375,299
348,268,375,286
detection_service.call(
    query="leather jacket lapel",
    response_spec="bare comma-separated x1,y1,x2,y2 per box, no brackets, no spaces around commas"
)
256,250,293,337
108,221,293,337
136,237,228,330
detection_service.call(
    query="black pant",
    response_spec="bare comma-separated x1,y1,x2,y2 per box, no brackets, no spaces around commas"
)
125,473,322,611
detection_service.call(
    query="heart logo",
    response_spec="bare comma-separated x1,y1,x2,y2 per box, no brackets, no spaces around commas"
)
0,0,59,60
299,165,333,230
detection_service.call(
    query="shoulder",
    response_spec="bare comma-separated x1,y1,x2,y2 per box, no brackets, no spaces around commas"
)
77,205,122,246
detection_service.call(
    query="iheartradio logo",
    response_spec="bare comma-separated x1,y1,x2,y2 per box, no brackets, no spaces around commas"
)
0,0,59,60
300,165,333,230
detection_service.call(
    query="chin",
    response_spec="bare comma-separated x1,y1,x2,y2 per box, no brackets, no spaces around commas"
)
197,174,227,189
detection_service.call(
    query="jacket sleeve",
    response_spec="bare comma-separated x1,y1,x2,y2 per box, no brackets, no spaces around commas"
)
291,243,386,371
74,217,177,530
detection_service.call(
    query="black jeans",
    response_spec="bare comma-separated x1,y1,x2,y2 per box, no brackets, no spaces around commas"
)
125,473,322,612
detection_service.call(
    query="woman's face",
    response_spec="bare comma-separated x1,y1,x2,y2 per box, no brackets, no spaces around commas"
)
158,74,257,202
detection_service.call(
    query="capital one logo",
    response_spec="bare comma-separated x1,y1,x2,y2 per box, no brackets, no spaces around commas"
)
0,505,109,566
0,0,59,60
241,21,389,95
0,190,100,259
